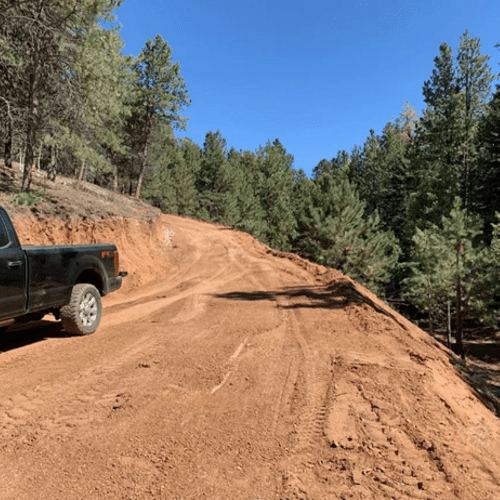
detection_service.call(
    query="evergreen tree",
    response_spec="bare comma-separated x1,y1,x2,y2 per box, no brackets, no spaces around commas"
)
456,30,493,210
181,137,203,178
142,125,199,217
70,23,132,188
141,121,178,210
226,149,267,239
410,42,462,228
490,213,500,262
130,34,190,198
294,169,400,293
200,130,227,193
405,197,495,356
404,227,455,336
353,129,381,215
312,158,333,180
176,138,201,215
376,122,414,247
351,106,416,254
347,144,364,185
257,139,297,250
0,0,124,191
474,86,500,236
196,130,228,220
331,150,351,172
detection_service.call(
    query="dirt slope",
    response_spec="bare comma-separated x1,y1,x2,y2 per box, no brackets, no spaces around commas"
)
1,209,500,500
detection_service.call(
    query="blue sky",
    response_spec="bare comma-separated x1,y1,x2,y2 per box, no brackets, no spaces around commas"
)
111,0,500,177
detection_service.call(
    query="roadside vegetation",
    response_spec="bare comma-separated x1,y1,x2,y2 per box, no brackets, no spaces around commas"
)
2,1,500,358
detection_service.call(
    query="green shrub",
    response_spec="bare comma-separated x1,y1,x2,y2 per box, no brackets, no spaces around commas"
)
10,189,46,207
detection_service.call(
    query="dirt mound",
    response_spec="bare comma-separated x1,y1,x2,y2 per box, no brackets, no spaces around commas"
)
1,173,500,499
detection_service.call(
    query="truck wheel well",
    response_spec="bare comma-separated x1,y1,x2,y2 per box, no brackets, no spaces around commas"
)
75,269,104,295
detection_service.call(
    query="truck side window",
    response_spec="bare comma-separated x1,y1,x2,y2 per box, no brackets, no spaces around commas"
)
0,217,10,248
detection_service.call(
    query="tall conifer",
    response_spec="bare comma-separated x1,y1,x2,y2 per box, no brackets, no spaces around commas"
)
411,42,462,228
131,34,190,199
456,30,493,210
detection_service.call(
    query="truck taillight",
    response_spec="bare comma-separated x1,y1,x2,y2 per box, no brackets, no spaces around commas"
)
113,250,120,277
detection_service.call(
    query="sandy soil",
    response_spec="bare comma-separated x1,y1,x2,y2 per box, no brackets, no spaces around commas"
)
1,171,500,499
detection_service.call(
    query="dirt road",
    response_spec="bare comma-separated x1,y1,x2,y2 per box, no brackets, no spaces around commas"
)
1,213,500,500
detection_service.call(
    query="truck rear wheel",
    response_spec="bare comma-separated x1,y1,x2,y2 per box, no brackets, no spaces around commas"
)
61,284,102,335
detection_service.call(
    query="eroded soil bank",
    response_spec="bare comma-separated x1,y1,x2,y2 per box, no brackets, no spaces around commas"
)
0,211,500,500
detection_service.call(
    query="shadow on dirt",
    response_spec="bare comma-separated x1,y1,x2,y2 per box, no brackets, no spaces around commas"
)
463,340,500,362
450,344,500,416
0,169,18,194
0,320,74,354
215,280,409,330
428,332,500,416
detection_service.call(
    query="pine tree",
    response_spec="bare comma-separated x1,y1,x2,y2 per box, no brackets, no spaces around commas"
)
295,168,400,293
196,130,228,220
0,0,124,191
70,23,132,187
405,227,455,336
312,158,333,180
350,106,416,255
141,122,178,211
177,138,201,216
257,139,297,250
200,130,227,193
410,42,462,228
456,30,493,210
361,120,414,248
405,197,495,356
474,85,500,236
226,149,267,240
130,34,190,198
353,129,381,215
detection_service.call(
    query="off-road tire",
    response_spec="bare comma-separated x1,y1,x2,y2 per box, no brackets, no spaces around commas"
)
61,284,102,335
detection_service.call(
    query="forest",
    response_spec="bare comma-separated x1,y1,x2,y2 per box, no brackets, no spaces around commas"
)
2,0,500,357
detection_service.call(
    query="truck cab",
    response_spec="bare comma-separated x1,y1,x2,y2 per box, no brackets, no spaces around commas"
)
0,209,26,319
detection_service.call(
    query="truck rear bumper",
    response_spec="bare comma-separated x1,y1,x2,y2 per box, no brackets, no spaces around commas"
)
107,271,127,295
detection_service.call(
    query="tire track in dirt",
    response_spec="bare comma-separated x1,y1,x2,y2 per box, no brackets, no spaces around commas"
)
0,332,162,445
271,298,336,499
286,308,332,457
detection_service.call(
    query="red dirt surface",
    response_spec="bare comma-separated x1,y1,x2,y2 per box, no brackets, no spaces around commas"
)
1,175,500,499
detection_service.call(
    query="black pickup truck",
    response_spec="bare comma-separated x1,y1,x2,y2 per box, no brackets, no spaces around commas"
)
0,205,127,335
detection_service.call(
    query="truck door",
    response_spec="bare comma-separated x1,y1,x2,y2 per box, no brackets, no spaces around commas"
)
0,215,26,320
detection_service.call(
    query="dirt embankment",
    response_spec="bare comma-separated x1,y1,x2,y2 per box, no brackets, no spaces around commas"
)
0,184,500,498
13,214,171,295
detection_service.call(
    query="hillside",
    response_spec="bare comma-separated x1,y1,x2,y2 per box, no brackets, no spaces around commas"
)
1,168,500,499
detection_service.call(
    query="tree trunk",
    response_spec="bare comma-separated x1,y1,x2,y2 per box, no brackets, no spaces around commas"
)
135,167,145,199
112,164,118,192
4,133,12,169
36,143,42,171
21,133,35,192
47,145,57,181
456,240,465,359
135,141,149,199
447,300,452,349
21,67,39,192
76,159,86,188
0,96,13,168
